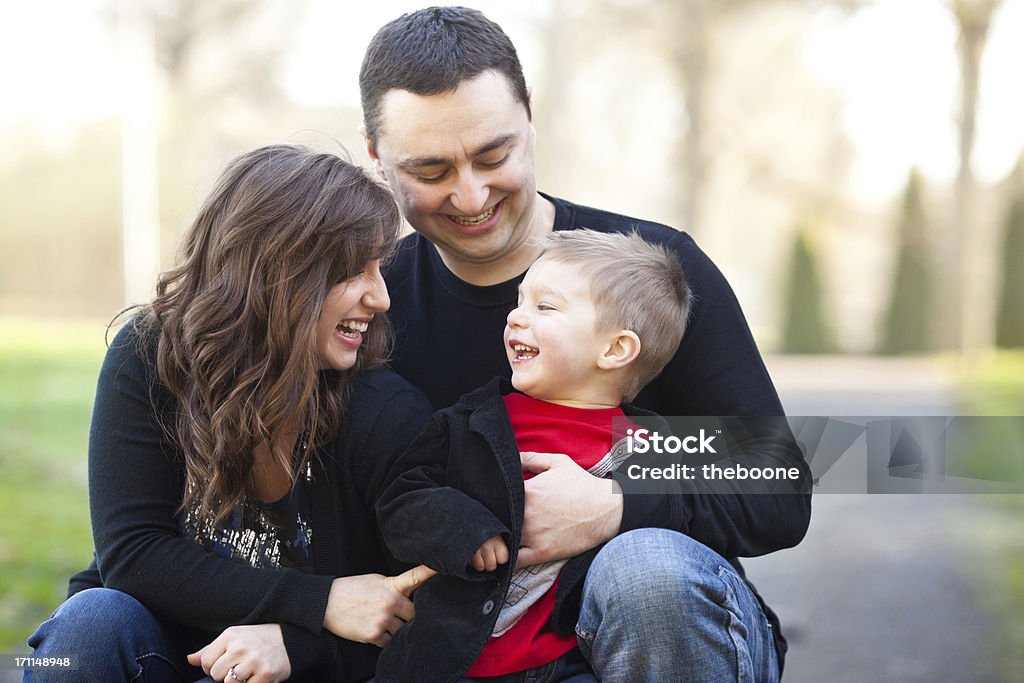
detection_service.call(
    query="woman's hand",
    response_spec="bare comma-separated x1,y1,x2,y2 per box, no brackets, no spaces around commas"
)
323,564,437,647
187,623,290,683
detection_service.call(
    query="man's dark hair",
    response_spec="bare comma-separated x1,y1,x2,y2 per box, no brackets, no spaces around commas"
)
359,6,531,146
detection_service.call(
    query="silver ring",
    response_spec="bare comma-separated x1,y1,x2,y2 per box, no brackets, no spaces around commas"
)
227,665,248,682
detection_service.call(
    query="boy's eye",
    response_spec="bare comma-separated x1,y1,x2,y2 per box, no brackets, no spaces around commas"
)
537,303,555,311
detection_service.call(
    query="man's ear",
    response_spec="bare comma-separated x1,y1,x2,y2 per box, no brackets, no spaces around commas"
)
359,124,386,180
597,330,641,370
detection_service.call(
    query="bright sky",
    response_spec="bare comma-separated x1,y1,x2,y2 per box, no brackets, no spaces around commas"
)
806,0,1024,197
2,0,1022,199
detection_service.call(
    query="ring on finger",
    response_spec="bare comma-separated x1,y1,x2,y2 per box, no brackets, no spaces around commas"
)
227,664,248,682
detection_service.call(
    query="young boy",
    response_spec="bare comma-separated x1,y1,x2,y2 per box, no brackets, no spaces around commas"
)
375,229,691,682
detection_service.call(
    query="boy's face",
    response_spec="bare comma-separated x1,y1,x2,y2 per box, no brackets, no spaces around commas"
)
503,258,617,406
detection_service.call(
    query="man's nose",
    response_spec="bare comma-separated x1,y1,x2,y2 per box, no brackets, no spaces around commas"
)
449,170,489,216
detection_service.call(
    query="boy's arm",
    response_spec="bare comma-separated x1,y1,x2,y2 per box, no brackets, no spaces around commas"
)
376,413,511,580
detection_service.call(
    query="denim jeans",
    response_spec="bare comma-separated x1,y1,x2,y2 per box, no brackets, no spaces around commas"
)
576,528,779,683
25,588,204,682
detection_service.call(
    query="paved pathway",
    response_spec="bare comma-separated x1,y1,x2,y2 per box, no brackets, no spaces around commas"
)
745,355,1005,682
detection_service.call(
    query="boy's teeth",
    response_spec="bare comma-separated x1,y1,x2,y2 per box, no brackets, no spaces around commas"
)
449,205,496,226
512,343,538,359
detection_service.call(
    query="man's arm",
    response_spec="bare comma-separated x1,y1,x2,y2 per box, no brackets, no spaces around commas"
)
516,452,621,568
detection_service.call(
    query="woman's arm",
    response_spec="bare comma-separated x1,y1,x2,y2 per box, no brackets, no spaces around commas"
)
89,323,334,634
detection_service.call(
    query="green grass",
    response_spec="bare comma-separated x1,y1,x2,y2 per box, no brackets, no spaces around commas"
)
0,319,107,651
957,351,1024,681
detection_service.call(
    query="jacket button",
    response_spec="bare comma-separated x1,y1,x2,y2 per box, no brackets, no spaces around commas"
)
482,599,495,615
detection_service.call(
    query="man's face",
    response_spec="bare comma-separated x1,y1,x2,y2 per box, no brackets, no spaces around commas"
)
366,71,543,278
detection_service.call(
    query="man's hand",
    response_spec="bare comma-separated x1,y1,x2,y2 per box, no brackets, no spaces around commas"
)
322,564,437,647
188,624,290,683
517,451,623,568
471,534,510,572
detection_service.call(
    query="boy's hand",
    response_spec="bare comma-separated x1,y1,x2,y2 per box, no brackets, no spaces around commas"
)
471,534,509,572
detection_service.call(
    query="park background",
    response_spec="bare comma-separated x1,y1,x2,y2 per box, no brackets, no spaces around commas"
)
1,0,1022,680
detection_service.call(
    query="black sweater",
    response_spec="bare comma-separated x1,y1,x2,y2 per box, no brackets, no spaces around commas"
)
383,195,813,668
384,194,812,549
76,319,432,682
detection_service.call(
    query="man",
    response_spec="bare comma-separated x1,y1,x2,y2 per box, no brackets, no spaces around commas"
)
359,7,812,681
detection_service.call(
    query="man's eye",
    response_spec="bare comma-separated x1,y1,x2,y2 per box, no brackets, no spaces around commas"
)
414,170,448,183
478,153,510,170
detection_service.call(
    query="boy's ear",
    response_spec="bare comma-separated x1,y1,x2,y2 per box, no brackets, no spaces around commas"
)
360,124,386,180
597,330,641,370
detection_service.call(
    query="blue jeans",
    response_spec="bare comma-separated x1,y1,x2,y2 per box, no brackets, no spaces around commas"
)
576,529,779,683
25,588,204,682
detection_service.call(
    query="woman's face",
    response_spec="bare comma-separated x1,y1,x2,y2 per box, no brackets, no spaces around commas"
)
315,258,390,371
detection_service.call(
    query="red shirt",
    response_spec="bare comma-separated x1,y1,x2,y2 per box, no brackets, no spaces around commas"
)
465,393,625,677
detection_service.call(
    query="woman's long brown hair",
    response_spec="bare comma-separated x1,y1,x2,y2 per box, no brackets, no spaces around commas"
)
140,144,400,525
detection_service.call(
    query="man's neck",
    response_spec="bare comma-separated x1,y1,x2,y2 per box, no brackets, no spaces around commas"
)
435,194,556,286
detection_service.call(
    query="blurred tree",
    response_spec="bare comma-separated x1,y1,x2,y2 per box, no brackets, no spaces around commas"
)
781,223,835,353
995,197,1024,348
534,0,864,348
879,168,933,354
943,0,1004,353
569,0,863,238
109,0,302,263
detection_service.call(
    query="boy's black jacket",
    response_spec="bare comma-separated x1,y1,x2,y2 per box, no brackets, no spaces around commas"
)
374,377,793,683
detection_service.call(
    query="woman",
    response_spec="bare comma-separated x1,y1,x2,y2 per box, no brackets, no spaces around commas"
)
26,145,434,682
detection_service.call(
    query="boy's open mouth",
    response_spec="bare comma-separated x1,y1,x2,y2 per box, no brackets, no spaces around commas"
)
511,343,539,361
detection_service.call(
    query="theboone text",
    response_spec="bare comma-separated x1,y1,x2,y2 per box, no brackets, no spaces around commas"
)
624,428,801,481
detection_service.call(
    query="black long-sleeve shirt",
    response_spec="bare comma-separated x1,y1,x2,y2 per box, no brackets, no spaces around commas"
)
78,319,432,682
382,194,813,670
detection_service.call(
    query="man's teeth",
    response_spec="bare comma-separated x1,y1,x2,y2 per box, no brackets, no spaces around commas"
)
337,320,368,338
449,205,496,226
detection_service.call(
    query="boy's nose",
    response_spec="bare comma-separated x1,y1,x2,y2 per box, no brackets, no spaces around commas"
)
506,306,526,328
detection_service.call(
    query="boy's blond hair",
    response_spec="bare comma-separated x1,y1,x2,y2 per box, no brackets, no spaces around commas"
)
537,229,691,402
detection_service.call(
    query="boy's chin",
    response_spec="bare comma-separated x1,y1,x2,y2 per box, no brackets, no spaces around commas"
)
509,372,535,396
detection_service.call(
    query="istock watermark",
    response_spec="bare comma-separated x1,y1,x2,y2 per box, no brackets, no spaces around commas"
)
608,415,1024,495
